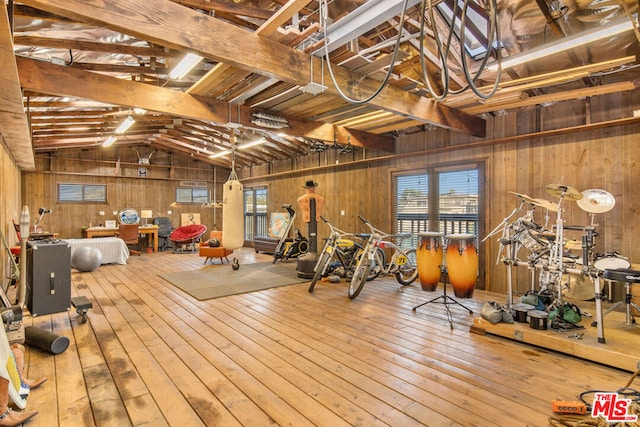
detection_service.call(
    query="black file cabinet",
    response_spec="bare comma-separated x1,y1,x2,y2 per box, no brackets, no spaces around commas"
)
26,240,71,316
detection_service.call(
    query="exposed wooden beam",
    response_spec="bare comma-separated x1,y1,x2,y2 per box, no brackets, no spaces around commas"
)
463,81,638,115
172,0,274,20
0,2,35,170
17,57,394,151
20,0,485,137
13,35,168,57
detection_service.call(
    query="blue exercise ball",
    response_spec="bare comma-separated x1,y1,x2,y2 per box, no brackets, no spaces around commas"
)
72,246,103,272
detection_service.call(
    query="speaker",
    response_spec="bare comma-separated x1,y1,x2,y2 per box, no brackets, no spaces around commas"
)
26,240,71,316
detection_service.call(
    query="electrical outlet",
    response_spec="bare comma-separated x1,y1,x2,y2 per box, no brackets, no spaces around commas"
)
99,211,105,216
113,211,118,216
167,210,172,215
341,210,345,216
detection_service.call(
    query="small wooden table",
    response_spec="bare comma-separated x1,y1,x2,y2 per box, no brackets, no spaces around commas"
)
83,225,159,252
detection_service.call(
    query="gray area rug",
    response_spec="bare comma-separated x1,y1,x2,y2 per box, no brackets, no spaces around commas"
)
159,261,306,300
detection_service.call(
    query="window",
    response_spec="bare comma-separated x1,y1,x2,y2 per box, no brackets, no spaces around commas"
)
394,165,480,241
176,187,210,204
58,183,106,202
244,188,268,242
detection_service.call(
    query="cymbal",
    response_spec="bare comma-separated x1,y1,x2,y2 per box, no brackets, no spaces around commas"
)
565,239,582,250
509,191,538,204
564,274,603,301
531,198,558,212
545,184,583,200
576,189,615,214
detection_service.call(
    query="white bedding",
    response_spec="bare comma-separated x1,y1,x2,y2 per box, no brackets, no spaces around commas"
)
65,237,130,265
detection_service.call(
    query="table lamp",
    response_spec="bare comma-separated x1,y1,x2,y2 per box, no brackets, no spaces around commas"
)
141,209,153,226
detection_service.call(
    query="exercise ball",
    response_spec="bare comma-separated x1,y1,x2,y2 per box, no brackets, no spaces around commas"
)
71,246,102,272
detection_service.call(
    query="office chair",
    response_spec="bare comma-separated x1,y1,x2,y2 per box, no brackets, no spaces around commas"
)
117,224,141,256
153,217,174,251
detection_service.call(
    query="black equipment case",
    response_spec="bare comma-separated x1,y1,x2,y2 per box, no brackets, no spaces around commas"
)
26,240,71,316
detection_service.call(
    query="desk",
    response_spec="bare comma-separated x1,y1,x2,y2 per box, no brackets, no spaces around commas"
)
83,226,159,252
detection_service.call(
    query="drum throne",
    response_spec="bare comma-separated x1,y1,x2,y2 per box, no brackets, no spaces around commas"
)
598,268,640,326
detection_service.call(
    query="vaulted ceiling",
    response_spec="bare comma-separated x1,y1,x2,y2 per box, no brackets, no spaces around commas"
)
1,0,638,170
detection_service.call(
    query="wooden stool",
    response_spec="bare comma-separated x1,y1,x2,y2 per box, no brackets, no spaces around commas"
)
199,245,233,264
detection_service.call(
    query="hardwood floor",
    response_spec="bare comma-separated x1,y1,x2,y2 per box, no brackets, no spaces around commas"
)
18,250,637,426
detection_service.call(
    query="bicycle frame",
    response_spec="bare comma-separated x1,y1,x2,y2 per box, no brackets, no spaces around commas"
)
309,217,379,293
349,215,418,299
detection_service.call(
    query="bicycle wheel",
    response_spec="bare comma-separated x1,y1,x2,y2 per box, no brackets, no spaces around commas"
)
309,245,333,293
394,248,418,286
349,253,370,299
366,248,385,281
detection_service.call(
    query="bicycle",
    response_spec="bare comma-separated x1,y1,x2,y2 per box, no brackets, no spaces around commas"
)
308,217,384,293
349,215,418,299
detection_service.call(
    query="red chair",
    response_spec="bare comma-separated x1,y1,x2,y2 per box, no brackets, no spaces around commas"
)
169,224,207,253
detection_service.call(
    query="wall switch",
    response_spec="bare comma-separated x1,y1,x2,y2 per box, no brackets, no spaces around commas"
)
167,210,172,215
113,211,118,216
99,211,105,216
341,210,345,216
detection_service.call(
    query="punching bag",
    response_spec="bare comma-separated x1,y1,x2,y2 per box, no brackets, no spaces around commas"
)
222,176,244,250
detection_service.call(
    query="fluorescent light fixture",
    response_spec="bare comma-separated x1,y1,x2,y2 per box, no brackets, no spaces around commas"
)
486,16,635,72
209,138,266,158
102,135,117,147
209,150,231,159
115,115,135,134
238,138,265,150
168,53,204,79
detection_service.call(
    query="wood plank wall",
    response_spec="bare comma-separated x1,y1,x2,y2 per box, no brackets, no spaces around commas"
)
21,147,228,239
16,90,640,299
239,91,640,298
0,136,22,287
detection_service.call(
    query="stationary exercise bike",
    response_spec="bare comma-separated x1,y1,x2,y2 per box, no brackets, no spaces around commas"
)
272,204,309,263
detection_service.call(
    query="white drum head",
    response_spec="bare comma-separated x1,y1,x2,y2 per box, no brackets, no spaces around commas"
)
447,233,475,240
419,231,444,237
594,256,630,271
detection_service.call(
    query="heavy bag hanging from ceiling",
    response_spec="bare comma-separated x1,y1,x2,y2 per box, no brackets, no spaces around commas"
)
222,131,244,250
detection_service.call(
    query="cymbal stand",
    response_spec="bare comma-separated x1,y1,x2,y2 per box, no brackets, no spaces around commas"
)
412,248,474,329
483,203,520,309
548,191,566,304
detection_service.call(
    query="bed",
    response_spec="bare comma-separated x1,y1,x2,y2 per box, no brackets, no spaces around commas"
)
64,237,130,265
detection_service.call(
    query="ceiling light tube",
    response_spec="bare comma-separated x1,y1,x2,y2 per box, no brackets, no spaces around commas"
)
115,115,136,134
102,135,117,148
168,53,204,79
486,16,635,72
209,150,231,159
238,139,266,150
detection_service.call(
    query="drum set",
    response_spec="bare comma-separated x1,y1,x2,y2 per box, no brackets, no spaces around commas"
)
484,184,625,343
413,232,478,328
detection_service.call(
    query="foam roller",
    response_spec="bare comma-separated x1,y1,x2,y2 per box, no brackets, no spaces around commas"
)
24,326,69,355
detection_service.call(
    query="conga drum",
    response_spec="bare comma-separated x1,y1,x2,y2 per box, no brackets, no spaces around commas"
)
445,233,478,298
416,232,443,291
